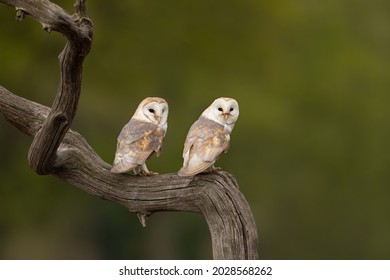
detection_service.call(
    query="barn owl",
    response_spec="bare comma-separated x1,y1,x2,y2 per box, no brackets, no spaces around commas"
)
111,97,168,175
178,97,239,176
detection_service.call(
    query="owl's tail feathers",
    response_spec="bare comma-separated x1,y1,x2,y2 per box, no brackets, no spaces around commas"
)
178,159,213,177
178,167,197,176
110,157,138,174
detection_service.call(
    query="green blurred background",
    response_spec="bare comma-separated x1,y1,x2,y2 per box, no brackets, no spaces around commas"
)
1,0,390,259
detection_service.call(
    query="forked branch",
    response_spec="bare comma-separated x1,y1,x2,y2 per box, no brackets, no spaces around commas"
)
2,0,93,175
0,0,258,259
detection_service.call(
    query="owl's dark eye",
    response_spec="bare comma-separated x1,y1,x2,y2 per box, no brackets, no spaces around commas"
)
229,108,234,112
149,109,155,113
218,107,223,111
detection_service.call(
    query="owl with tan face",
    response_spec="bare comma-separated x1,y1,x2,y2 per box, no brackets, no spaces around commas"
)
111,97,168,175
178,97,239,176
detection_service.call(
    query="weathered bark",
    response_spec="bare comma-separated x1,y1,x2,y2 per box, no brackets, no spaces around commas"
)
1,0,93,175
0,0,258,259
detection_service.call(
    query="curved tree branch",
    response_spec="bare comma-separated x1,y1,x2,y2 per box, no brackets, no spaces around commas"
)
2,0,93,175
0,0,258,259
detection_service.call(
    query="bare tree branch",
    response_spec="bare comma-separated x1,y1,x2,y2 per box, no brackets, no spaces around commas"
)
0,0,259,259
1,0,93,175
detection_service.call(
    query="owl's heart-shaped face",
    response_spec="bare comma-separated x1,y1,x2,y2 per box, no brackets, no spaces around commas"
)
208,97,239,126
141,100,169,126
132,97,169,127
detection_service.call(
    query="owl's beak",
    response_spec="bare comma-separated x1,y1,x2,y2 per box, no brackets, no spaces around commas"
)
155,115,161,123
223,113,230,119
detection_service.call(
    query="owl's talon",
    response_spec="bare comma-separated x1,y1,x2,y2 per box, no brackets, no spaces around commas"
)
211,166,222,173
137,170,158,176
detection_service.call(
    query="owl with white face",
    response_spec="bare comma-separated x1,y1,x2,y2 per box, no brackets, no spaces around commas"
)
111,97,168,175
178,97,239,176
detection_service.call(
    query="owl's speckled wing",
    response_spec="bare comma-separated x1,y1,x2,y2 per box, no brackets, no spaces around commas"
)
179,117,230,176
111,118,164,173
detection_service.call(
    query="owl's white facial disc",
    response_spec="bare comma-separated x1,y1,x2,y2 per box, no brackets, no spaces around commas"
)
209,97,239,125
142,101,169,126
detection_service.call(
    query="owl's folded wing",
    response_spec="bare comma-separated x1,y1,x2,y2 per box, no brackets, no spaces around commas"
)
118,118,158,144
111,119,161,173
180,117,229,176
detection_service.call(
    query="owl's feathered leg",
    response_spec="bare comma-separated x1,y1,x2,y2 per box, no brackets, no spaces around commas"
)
133,166,142,175
210,164,222,173
139,163,158,176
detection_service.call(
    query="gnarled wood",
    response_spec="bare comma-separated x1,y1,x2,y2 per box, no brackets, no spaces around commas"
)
0,0,259,259
2,0,93,175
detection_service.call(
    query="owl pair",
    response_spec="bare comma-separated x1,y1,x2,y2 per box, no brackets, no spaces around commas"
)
110,97,239,176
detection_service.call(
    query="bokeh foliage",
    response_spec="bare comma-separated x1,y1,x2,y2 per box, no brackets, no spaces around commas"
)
1,0,390,259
